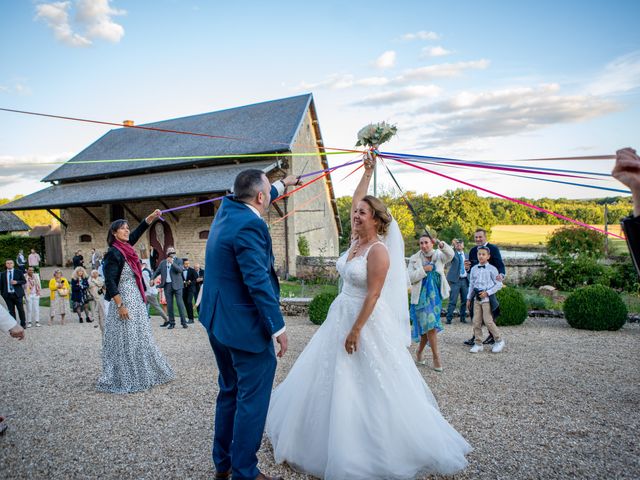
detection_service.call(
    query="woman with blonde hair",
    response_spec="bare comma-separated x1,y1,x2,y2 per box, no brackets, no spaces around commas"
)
89,270,106,332
267,156,470,479
71,266,92,324
49,269,71,325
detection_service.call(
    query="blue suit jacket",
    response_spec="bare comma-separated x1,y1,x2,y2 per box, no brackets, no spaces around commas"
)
469,243,506,276
199,186,285,353
446,251,469,284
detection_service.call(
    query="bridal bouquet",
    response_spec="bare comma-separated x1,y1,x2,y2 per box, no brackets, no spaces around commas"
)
355,121,397,148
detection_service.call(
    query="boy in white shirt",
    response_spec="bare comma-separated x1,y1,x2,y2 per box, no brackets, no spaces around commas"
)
466,246,505,353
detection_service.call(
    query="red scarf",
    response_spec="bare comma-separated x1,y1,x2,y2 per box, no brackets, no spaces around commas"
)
113,239,146,303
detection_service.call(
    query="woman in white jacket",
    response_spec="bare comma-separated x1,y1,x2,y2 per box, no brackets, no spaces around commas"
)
408,234,454,371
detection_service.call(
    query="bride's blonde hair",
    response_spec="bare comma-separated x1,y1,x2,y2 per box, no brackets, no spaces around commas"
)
361,195,392,235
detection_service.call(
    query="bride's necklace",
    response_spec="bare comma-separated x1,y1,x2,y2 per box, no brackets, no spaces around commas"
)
351,237,375,256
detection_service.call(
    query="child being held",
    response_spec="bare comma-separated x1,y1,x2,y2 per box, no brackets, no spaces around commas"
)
466,246,505,353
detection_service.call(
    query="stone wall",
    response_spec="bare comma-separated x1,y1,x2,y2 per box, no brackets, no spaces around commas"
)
296,256,544,286
290,111,340,260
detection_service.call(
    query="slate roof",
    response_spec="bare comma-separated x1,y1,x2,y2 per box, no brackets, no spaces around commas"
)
1,162,274,210
0,211,30,233
44,94,314,182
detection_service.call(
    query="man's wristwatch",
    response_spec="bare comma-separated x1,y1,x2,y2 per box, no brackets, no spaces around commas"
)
116,303,124,309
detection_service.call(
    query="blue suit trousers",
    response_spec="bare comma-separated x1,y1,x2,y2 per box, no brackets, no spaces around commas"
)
209,332,277,480
446,278,469,323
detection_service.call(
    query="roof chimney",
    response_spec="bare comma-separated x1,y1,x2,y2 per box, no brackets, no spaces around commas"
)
123,120,134,127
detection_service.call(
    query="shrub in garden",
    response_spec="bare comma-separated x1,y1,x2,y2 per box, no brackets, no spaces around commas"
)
536,255,612,290
297,235,310,256
523,293,552,310
309,292,337,325
563,285,628,331
546,226,605,258
0,235,44,264
495,287,527,326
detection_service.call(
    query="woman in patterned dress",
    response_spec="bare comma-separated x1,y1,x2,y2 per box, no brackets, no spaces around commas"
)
96,210,175,394
408,235,454,371
71,267,92,324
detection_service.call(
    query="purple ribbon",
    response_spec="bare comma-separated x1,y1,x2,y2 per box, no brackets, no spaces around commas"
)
159,157,363,216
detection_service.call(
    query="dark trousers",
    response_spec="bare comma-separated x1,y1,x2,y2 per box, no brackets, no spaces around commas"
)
182,286,195,320
163,285,187,325
446,278,469,322
209,332,276,480
3,293,26,327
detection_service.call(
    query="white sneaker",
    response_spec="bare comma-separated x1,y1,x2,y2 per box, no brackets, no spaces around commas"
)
492,339,505,353
470,344,483,353
35,322,41,327
27,322,32,328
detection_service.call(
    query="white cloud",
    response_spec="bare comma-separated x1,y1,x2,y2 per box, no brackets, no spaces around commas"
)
401,30,439,41
374,50,396,69
0,154,70,189
397,59,490,83
421,46,452,58
297,74,390,90
35,1,92,47
35,0,125,47
409,84,620,147
352,85,442,106
0,80,32,95
586,51,640,96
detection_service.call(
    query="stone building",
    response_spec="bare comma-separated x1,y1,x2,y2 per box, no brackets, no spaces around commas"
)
0,94,341,275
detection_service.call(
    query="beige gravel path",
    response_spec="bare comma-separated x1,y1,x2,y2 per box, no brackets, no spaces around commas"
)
1,312,639,479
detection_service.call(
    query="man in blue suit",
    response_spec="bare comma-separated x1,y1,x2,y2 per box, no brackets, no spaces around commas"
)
199,169,299,480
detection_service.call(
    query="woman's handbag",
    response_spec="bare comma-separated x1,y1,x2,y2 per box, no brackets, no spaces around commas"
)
57,287,69,297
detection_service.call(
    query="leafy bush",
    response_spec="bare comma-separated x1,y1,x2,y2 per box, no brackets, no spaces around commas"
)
534,255,612,291
308,292,337,325
523,293,552,310
297,235,310,256
0,235,44,265
608,258,640,294
546,226,605,258
495,287,527,326
563,285,628,331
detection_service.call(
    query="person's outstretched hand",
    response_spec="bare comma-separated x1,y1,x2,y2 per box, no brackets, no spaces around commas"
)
613,148,640,192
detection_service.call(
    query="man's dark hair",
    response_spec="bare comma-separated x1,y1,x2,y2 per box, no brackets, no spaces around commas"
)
475,228,487,235
477,245,491,254
234,169,266,202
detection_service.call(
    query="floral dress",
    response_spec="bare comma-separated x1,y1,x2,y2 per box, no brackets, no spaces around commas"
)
96,263,175,394
410,260,443,342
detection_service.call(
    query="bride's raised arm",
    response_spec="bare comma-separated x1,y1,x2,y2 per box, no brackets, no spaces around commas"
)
351,154,376,233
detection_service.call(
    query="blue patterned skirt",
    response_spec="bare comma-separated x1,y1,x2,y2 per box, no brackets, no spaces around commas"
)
410,272,443,342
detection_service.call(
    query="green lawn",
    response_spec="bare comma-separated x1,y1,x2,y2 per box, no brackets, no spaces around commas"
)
280,281,339,298
491,224,626,249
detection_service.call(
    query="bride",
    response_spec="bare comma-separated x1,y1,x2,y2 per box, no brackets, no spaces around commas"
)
266,157,471,479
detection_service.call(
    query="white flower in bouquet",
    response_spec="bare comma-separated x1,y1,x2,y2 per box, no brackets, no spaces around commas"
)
355,121,398,148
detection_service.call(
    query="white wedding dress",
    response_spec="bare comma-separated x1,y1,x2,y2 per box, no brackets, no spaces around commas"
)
266,224,471,480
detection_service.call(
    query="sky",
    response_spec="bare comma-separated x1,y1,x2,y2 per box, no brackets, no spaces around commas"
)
1,0,639,202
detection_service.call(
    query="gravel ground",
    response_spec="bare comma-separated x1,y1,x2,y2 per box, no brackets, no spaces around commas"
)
1,311,639,479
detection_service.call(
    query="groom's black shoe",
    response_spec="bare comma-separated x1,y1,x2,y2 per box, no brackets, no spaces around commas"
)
214,470,231,479
483,333,495,345
160,321,170,327
256,473,283,480
463,336,475,346
167,324,175,330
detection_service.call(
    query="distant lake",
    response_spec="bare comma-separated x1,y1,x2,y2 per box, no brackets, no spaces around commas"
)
500,249,542,260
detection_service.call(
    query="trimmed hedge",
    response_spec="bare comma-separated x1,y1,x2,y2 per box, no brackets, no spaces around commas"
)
564,285,627,331
0,235,44,265
309,292,337,325
495,286,527,326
